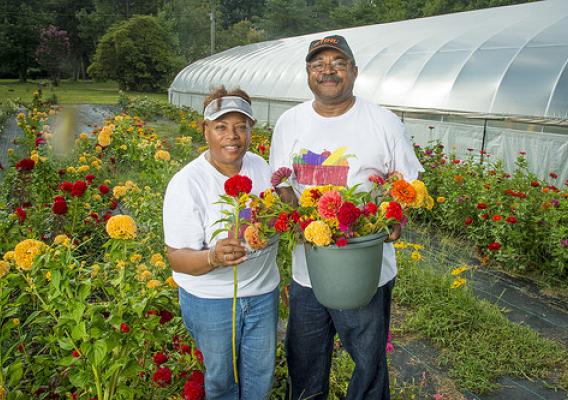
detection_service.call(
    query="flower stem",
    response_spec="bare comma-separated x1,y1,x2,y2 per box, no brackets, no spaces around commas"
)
232,205,240,384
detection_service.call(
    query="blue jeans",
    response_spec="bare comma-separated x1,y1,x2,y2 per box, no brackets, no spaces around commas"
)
285,279,395,400
179,287,279,400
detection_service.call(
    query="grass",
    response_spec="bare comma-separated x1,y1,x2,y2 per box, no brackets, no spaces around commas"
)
394,245,568,393
0,79,167,105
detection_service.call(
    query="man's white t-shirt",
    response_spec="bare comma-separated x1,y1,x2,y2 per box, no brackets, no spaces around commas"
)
163,151,280,299
269,97,424,288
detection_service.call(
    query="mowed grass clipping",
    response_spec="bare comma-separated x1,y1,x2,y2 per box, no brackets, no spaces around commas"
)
394,245,568,393
0,79,167,105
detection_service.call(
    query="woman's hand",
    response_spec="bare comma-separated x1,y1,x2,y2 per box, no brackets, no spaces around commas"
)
210,238,247,268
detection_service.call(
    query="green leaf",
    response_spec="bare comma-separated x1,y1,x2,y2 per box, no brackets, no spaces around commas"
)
69,370,89,388
210,228,227,240
7,360,23,386
132,297,148,317
58,336,75,351
93,339,107,366
71,303,86,323
71,321,87,341
51,269,61,291
78,283,91,302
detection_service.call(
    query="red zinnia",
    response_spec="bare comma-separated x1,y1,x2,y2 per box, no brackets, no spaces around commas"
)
98,184,110,195
15,158,35,171
152,367,172,386
224,175,252,197
52,197,68,215
385,201,403,222
153,352,168,365
120,322,130,333
492,215,502,222
476,203,488,210
15,207,26,223
464,216,474,226
337,201,362,229
60,181,73,192
530,181,540,187
180,344,191,354
193,348,204,364
159,310,173,324
481,213,490,220
274,212,289,233
183,370,205,400
487,242,502,251
289,210,301,224
364,202,378,216
300,218,314,231
85,174,95,184
506,216,517,224
71,180,87,197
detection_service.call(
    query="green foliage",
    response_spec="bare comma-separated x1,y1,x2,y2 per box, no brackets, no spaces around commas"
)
87,15,184,92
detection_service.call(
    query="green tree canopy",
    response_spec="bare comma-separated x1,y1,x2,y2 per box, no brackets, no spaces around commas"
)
87,15,183,91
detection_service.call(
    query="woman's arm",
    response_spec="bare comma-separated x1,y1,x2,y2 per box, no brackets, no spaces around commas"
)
166,238,247,276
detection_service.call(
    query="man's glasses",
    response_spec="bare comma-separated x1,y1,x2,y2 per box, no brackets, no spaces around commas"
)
307,59,351,73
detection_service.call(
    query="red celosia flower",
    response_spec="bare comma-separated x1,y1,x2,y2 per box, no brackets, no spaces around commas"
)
52,197,68,215
153,352,168,365
98,184,110,195
385,201,403,222
71,180,87,197
337,201,362,230
60,181,73,192
336,237,348,247
159,310,173,324
464,216,474,226
476,203,488,210
120,322,130,333
183,370,205,400
492,215,502,222
15,158,35,171
193,348,204,364
15,207,26,224
364,202,378,216
300,218,314,231
275,212,290,233
180,344,191,354
289,210,301,224
488,242,502,251
270,167,292,187
152,367,172,386
224,174,252,197
506,216,517,224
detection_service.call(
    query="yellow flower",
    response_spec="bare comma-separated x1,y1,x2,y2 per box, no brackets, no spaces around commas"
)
424,196,434,210
79,156,87,163
7,148,14,156
114,115,123,122
120,144,127,150
95,145,102,154
261,189,276,208
30,153,39,163
98,132,111,147
244,224,268,250
150,253,164,266
105,215,137,239
92,194,102,202
45,271,52,281
78,165,90,173
53,234,70,247
198,145,209,154
411,251,422,261
166,276,178,289
113,185,127,198
304,220,332,246
146,279,161,289
116,260,127,269
3,251,15,261
17,112,25,120
130,253,142,263
125,180,135,188
91,264,100,278
451,265,470,276
379,201,389,215
411,243,424,250
12,318,20,327
0,261,10,278
137,270,152,281
437,196,446,204
238,193,249,207
451,278,467,289
79,133,88,140
393,241,408,249
154,150,171,161
91,159,101,168
14,239,47,270
67,166,77,174
409,180,428,208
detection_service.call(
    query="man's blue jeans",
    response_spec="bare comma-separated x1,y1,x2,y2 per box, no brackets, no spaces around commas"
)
179,287,279,400
285,278,395,400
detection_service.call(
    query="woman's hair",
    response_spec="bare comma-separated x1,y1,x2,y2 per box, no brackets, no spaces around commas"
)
203,85,252,114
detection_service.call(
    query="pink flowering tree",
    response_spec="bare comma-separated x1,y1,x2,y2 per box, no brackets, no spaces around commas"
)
36,25,70,86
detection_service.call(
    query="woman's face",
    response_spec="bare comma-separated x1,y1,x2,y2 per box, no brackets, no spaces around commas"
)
204,112,252,170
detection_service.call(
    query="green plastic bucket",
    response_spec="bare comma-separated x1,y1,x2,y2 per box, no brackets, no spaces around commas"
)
305,232,388,310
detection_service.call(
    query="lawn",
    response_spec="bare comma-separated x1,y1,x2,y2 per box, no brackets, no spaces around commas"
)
0,79,168,105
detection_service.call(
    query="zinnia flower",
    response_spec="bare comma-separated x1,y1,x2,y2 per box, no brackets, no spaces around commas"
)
159,310,173,324
337,201,362,230
270,167,292,187
14,239,46,270
464,216,474,226
183,371,205,400
390,179,416,205
153,352,168,365
506,216,517,224
368,175,386,185
120,322,130,333
409,180,428,208
451,278,466,289
154,150,171,161
152,367,172,386
15,207,26,224
15,158,35,171
487,242,501,251
105,215,137,239
304,220,332,246
317,190,342,219
274,212,290,233
224,175,252,197
52,196,68,215
98,184,110,195
0,261,10,279
364,202,378,216
385,202,403,222
70,180,87,197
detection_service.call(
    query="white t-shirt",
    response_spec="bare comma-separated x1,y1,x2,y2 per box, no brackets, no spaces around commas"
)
269,97,424,288
163,151,280,299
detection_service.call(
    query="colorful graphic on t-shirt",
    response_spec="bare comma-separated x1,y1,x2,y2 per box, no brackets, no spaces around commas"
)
292,147,353,186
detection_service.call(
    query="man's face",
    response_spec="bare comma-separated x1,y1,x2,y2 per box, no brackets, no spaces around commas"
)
306,49,358,104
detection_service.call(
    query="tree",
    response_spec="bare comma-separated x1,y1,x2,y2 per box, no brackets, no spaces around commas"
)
87,15,183,91
219,0,266,29
259,0,313,39
216,20,267,52
36,25,70,86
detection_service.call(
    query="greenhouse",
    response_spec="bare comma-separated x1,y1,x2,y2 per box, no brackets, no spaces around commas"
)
169,0,568,181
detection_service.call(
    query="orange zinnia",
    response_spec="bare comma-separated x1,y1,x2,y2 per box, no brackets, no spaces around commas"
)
391,180,416,205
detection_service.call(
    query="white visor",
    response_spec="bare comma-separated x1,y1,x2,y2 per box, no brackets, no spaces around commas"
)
203,96,255,122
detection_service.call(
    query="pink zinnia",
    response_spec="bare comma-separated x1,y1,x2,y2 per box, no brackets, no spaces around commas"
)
271,167,292,187
317,190,342,219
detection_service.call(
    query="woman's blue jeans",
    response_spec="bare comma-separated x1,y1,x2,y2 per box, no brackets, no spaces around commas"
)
285,279,395,400
179,286,279,400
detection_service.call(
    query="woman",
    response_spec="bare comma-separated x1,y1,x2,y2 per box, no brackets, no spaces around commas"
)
163,87,280,399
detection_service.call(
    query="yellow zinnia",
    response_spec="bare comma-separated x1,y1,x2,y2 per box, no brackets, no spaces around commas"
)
411,251,422,261
105,215,137,240
451,278,466,289
53,234,70,247
0,260,10,278
98,132,111,147
166,276,178,289
437,196,446,204
146,279,161,289
3,251,15,261
113,185,127,198
451,265,470,276
14,239,47,270
150,253,164,267
410,180,428,208
154,150,171,161
304,221,332,247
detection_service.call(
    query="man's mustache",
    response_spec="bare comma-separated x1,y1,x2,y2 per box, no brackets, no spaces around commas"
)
318,75,341,83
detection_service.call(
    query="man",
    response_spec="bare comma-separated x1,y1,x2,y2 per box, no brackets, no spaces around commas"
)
269,35,424,399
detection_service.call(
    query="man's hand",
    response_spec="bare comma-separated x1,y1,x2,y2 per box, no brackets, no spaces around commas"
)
385,223,401,243
211,238,247,267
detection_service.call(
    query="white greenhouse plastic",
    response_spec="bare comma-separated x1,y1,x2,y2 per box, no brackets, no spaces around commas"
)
169,0,568,182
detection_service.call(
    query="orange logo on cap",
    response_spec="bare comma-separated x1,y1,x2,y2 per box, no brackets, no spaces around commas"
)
318,38,338,45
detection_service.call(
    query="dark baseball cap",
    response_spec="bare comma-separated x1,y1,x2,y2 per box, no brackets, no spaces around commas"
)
305,35,355,63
